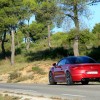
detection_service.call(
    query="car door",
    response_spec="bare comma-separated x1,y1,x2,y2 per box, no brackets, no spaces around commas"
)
54,58,66,82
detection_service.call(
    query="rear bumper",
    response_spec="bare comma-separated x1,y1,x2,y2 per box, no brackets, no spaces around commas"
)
81,78,100,82
71,73,100,82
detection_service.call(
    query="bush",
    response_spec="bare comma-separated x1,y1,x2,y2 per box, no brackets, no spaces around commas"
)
32,66,46,75
15,75,34,82
9,71,21,80
87,46,100,62
26,47,73,62
15,48,22,55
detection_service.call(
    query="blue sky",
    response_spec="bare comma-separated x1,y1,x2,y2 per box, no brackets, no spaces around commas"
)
88,3,100,29
52,3,100,32
29,3,100,33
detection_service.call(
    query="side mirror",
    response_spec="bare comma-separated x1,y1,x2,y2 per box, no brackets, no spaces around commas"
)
52,63,56,67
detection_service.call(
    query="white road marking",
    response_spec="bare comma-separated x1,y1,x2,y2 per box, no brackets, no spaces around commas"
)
62,94,86,97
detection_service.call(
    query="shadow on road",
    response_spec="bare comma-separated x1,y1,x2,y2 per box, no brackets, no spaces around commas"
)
48,82,100,86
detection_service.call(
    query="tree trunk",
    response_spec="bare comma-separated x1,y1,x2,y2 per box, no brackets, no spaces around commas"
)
26,19,30,51
48,24,51,49
1,31,6,59
26,36,30,51
16,33,20,47
73,0,79,56
73,38,79,56
11,29,15,65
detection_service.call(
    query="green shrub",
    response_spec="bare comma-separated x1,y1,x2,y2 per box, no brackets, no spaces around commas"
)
87,46,100,62
15,48,22,55
0,94,20,100
15,55,27,63
9,71,21,80
15,75,34,82
32,66,46,75
26,47,73,62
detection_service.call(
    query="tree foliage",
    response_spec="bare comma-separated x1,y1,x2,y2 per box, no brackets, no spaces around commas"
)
29,22,47,40
92,23,100,47
92,23,100,34
57,0,99,56
35,0,58,24
0,0,100,65
0,0,36,65
34,0,58,48
67,29,94,46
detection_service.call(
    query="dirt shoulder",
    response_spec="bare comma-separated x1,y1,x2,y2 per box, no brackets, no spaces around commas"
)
0,90,63,100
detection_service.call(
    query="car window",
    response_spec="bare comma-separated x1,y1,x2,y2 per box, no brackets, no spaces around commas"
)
67,57,77,64
77,57,96,63
65,59,70,64
66,56,96,64
57,59,66,66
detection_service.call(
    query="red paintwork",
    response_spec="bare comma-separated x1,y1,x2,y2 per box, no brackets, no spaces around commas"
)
50,63,100,83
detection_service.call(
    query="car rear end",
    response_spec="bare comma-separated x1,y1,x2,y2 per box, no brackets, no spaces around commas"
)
70,63,100,82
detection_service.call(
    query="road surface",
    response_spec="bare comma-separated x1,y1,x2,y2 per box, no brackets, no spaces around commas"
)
0,83,100,100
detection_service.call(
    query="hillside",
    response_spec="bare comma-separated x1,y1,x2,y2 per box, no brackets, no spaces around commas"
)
0,60,57,84
0,32,68,83
0,32,100,83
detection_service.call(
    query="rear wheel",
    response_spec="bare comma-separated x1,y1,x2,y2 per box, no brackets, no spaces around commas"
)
66,71,74,85
49,72,57,85
81,81,89,85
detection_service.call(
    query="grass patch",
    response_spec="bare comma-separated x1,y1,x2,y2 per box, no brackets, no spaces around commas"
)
0,60,55,83
8,71,34,83
0,94,20,100
50,97,62,100
0,59,28,74
15,75,34,83
7,71,22,83
9,71,21,80
32,66,46,75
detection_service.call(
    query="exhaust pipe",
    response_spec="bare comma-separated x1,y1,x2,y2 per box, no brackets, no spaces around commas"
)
81,78,85,81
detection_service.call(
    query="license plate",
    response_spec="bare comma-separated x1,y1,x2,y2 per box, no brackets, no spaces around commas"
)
86,71,98,74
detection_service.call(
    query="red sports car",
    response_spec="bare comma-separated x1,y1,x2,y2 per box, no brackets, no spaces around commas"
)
49,56,100,85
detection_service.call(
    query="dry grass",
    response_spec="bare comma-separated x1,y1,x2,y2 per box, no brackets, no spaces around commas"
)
1,91,64,100
50,97,62,100
0,59,28,74
0,94,20,100
0,59,57,83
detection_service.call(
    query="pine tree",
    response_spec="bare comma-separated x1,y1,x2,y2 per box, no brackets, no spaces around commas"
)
35,0,58,48
0,0,36,65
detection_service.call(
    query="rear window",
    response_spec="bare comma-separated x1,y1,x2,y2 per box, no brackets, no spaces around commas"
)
67,56,96,64
77,57,96,63
67,57,77,64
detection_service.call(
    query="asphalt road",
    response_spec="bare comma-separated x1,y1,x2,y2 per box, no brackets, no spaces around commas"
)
0,83,100,100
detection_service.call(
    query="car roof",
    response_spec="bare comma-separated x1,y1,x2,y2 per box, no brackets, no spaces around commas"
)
63,56,96,63
63,56,93,60
67,56,90,58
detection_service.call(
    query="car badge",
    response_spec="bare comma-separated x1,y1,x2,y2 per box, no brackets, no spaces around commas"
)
91,66,93,69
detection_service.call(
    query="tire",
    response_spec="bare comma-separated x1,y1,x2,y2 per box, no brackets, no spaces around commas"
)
66,71,74,85
49,72,57,85
81,81,89,85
